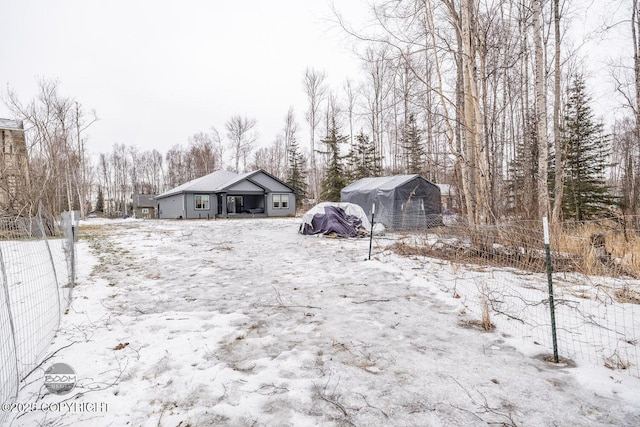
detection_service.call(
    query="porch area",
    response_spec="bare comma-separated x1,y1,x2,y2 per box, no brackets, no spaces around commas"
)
217,194,266,218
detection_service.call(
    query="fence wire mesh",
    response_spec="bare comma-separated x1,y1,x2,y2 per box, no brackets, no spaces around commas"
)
383,216,640,378
0,211,76,423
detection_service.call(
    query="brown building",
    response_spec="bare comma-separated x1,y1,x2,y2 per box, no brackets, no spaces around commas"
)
0,119,30,216
132,194,157,219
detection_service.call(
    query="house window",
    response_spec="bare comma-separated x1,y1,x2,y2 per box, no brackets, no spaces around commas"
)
273,194,289,209
195,194,210,210
141,208,149,214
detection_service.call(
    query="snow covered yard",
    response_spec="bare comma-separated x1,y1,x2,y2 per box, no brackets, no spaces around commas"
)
9,218,640,426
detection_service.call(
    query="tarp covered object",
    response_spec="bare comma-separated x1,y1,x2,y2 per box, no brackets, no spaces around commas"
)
300,202,370,237
341,174,443,230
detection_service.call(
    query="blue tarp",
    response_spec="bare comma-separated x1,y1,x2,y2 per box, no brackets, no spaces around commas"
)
300,206,367,237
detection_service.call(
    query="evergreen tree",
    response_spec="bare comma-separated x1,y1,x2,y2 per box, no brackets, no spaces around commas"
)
347,130,379,181
286,138,308,209
320,118,348,202
560,74,617,220
505,110,539,219
95,186,105,213
402,113,426,175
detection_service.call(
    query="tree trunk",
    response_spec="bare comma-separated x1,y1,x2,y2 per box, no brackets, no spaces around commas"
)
533,0,550,220
551,0,565,226
633,0,640,223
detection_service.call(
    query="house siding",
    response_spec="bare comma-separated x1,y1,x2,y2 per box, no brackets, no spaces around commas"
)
134,207,155,219
157,195,185,219
251,174,291,193
225,180,264,194
185,193,217,219
266,193,295,217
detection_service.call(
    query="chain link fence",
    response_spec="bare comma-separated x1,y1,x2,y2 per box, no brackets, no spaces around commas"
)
386,216,640,378
0,211,77,423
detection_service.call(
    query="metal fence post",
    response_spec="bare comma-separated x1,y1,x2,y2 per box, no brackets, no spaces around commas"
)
543,217,559,363
368,204,375,260
70,211,76,287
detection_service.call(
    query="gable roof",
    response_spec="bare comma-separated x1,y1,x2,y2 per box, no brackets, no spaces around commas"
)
157,170,239,198
218,170,268,192
133,194,157,207
218,169,295,193
156,169,295,199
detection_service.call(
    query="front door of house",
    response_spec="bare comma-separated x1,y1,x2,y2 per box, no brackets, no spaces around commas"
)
226,196,243,214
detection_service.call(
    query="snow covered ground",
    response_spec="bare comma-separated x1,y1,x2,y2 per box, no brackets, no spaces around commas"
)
7,217,640,426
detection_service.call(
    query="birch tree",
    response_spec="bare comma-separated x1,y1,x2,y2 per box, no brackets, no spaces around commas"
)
551,0,566,224
303,67,327,200
226,115,258,173
533,0,551,220
5,78,96,216
283,107,299,180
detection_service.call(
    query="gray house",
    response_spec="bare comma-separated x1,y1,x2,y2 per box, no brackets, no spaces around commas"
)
156,169,296,219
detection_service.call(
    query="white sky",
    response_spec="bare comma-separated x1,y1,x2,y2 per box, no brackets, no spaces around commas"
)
0,0,367,156
0,0,632,160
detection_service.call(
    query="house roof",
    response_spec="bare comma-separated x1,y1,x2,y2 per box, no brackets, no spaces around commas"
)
156,169,294,199
133,194,157,207
0,118,23,130
218,170,267,192
157,170,239,198
217,169,295,192
342,174,427,192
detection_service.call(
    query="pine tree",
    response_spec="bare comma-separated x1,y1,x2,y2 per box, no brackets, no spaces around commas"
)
286,138,308,209
347,130,379,181
506,110,539,219
402,113,426,175
560,74,617,220
95,186,105,213
320,118,348,202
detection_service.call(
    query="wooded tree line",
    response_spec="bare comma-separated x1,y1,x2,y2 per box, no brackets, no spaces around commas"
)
318,0,640,227
4,1,640,226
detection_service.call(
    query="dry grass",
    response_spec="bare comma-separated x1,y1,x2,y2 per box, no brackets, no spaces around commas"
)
616,287,640,305
391,218,640,281
556,220,640,278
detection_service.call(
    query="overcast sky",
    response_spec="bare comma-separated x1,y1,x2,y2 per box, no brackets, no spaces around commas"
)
0,0,632,162
0,0,366,158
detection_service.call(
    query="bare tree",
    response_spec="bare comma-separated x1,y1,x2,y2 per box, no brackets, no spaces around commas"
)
550,0,566,224
71,101,97,217
533,0,551,220
344,79,358,150
111,144,130,216
98,152,113,215
282,107,299,180
165,144,186,189
5,78,96,216
303,67,327,200
226,115,258,173
139,149,164,194
361,46,392,174
252,136,286,178
188,132,219,176
210,126,225,169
